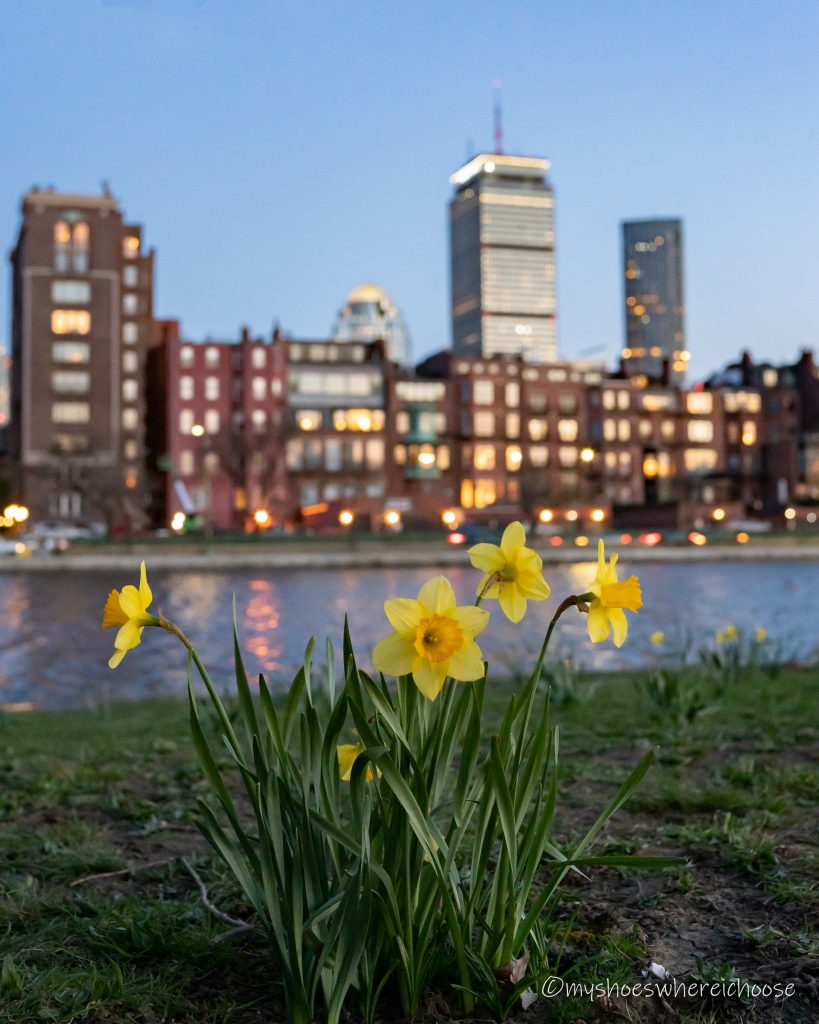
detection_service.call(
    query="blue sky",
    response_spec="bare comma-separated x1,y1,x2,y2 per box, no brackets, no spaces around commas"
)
1,0,818,378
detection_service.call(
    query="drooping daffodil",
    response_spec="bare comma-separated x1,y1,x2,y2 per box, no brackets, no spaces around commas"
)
585,540,642,648
337,743,376,782
468,521,550,623
755,627,767,643
102,561,159,668
372,576,489,701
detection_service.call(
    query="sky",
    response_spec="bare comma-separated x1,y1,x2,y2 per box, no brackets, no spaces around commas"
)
1,0,818,379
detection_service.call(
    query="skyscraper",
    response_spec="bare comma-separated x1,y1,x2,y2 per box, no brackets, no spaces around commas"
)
331,283,411,365
621,218,687,384
449,153,556,362
9,187,154,526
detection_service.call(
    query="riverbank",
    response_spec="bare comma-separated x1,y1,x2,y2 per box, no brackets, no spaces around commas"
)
1,667,816,1023
3,537,819,572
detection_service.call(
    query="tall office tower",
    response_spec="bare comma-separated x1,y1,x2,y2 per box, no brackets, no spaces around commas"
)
449,153,556,362
331,283,411,365
9,187,154,526
621,218,687,384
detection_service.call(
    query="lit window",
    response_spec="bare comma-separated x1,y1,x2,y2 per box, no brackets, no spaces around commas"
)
52,401,90,424
684,449,718,473
558,419,578,442
474,379,494,405
52,371,90,394
528,418,548,441
271,378,282,397
506,413,520,438
123,350,138,373
252,409,267,434
53,433,89,453
529,445,548,466
742,421,757,445
179,450,195,475
52,341,89,364
122,408,139,430
687,392,713,415
179,376,194,400
252,346,266,369
252,376,266,401
687,420,714,443
365,438,384,468
603,419,616,442
123,265,139,287
122,379,139,402
122,322,138,344
180,346,194,367
179,410,194,434
461,480,474,508
123,293,138,316
393,444,407,465
474,412,495,437
205,409,220,433
51,280,91,304
297,410,322,431
396,411,410,434
204,452,220,474
618,419,631,441
505,382,520,407
333,408,384,431
123,236,140,258
205,376,220,401
205,346,220,368
559,446,578,467
124,439,139,460
617,391,630,410
603,390,616,410
474,445,495,470
473,479,497,508
52,310,90,335
506,445,523,471
437,444,450,470
661,419,675,440
558,392,577,414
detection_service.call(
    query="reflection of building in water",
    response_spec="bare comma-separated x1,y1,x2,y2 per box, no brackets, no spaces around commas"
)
245,579,282,673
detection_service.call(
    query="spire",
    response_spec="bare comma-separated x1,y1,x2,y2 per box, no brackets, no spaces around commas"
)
492,79,503,154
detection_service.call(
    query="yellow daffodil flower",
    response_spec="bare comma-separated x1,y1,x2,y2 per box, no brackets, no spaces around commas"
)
102,561,159,668
755,627,767,643
337,743,376,782
468,521,550,623
715,629,726,644
724,624,738,641
585,540,642,647
372,576,489,701
650,631,665,646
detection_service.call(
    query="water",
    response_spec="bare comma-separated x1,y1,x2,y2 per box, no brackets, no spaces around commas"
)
0,560,813,710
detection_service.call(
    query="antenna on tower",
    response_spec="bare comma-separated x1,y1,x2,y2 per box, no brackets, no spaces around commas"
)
492,79,503,154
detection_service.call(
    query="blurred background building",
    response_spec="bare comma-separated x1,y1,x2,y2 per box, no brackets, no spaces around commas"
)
331,283,411,365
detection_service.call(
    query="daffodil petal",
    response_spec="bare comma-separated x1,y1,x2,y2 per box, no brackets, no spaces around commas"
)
515,547,543,574
417,576,456,614
412,657,448,701
498,584,527,623
138,561,152,609
450,605,490,638
384,598,423,634
516,571,551,600
608,608,628,648
108,648,127,669
372,630,416,676
115,620,143,652
476,575,501,599
118,585,144,619
587,602,610,643
595,539,606,581
468,543,505,573
102,590,128,629
500,521,526,558
445,639,485,682
337,743,364,782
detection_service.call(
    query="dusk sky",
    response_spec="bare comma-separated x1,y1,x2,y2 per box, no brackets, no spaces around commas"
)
2,0,818,378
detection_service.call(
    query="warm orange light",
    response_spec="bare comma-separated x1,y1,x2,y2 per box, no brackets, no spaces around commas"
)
171,511,186,531
442,509,458,527
620,533,633,545
590,508,605,523
574,535,589,547
384,510,401,526
784,507,796,521
712,507,726,522
580,447,595,463
339,509,354,527
254,509,271,527
639,532,662,546
538,508,554,523
447,531,467,545
191,424,205,437
688,531,707,546
643,455,660,479
736,531,749,544
549,535,563,547
417,451,436,467
565,509,578,522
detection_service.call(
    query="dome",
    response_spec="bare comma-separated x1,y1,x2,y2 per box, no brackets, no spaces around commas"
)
346,283,392,306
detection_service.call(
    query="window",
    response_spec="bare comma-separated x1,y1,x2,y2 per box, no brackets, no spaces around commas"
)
179,409,194,434
506,445,522,471
559,446,578,467
123,350,138,373
252,376,266,401
205,409,220,434
687,392,713,415
474,412,495,437
661,419,675,440
123,293,138,316
122,322,138,345
638,419,652,439
205,346,220,368
52,370,90,394
684,448,718,473
396,381,446,402
393,444,407,465
558,419,578,442
437,444,450,470
506,413,520,437
52,401,90,424
179,450,194,475
297,410,322,431
122,408,139,430
365,438,384,468
474,379,494,405
271,378,282,397
123,235,140,258
51,280,91,304
124,439,139,460
687,420,714,443
618,419,631,441
55,220,89,272
122,379,139,402
528,391,548,413
474,445,495,470
603,390,616,410
53,433,89,453
179,346,194,367
205,376,220,401
52,341,89,364
204,452,220,475
473,479,497,509
529,445,548,466
52,310,90,334
505,382,520,407
395,411,410,434
528,418,548,441
252,346,266,368
742,421,757,445
179,376,194,400
603,419,616,442
325,439,342,471
333,409,385,432
252,409,267,434
617,390,630,410
123,265,139,287
558,392,577,414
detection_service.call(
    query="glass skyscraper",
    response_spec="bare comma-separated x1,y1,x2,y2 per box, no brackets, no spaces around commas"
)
621,218,687,384
449,153,556,362
332,283,411,365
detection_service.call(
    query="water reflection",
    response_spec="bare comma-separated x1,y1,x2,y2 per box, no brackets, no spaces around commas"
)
0,560,814,711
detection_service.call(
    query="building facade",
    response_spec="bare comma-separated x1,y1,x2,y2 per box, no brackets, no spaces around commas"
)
621,218,687,385
331,283,411,365
9,188,154,528
449,153,557,362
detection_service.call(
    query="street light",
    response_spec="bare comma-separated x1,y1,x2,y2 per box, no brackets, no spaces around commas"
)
590,508,605,523
442,509,458,527
384,510,401,527
580,447,595,463
191,424,205,438
538,508,554,524
253,509,271,528
339,510,354,527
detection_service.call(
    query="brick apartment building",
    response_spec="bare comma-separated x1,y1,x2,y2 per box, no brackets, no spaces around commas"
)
9,188,154,528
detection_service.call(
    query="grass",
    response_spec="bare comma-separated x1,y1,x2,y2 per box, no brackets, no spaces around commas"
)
1,666,817,1023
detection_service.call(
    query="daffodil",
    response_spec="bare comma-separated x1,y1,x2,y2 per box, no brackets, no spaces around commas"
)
650,631,665,646
102,561,159,668
337,743,376,782
724,624,738,641
585,540,642,647
715,629,726,644
468,521,550,623
372,576,489,701
755,627,767,643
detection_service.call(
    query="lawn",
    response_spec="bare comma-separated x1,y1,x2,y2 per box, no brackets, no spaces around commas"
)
0,666,816,1023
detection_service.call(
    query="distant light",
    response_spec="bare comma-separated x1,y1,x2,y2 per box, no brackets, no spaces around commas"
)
384,510,401,526
14,542,26,555
171,511,186,532
339,509,354,527
620,533,633,545
736,531,750,544
417,451,436,467
639,532,662,546
565,509,579,522
484,161,496,172
590,508,605,523
191,424,205,437
580,447,595,463
549,535,563,547
538,508,553,523
447,531,467,545
712,507,726,521
442,509,458,527
643,455,660,479
784,507,796,520
575,535,589,547
688,531,707,546
253,509,271,527
807,512,817,524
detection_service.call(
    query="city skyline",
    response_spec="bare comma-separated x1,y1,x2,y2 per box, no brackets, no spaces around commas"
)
2,1,818,379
